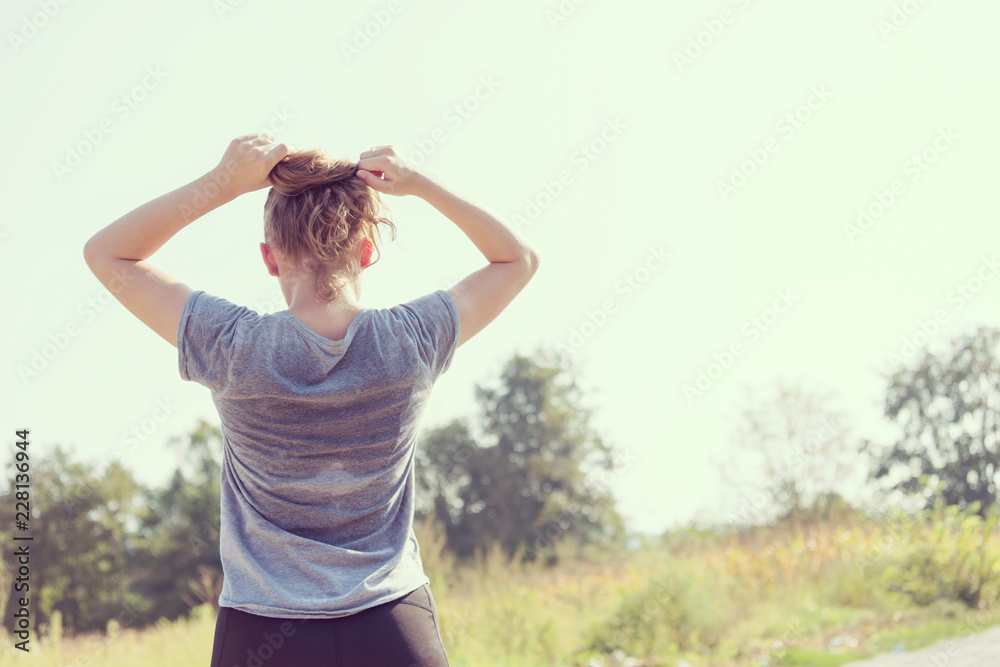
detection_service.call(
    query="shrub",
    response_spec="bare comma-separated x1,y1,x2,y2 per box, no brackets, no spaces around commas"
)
881,502,1000,608
585,565,734,661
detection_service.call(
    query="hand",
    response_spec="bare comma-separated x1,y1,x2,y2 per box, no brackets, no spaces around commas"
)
212,133,291,197
355,145,426,197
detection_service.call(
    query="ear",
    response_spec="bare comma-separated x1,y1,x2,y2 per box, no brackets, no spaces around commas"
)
360,238,374,268
260,242,280,277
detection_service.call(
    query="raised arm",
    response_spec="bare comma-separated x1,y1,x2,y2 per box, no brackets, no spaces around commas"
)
83,133,289,346
356,146,540,348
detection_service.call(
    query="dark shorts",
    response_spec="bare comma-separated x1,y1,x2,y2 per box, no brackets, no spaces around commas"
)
209,583,450,667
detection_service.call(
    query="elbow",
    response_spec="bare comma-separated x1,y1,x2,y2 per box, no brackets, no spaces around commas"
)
83,237,99,270
523,247,540,276
83,235,109,273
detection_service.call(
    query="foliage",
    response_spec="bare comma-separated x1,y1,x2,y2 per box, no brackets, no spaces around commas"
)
7,336,1000,660
587,564,736,660
128,420,224,623
415,350,626,563
878,500,1000,608
867,326,1000,515
0,445,148,634
6,509,1000,666
0,422,224,636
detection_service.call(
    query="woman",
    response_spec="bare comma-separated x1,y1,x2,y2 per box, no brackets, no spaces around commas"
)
83,133,541,666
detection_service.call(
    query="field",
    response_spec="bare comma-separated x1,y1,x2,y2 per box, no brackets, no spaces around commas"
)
3,505,999,666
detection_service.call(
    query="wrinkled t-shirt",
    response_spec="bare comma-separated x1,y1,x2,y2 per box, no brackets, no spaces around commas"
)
176,288,460,618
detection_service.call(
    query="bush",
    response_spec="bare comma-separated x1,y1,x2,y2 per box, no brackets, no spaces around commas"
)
881,502,1000,608
586,565,734,661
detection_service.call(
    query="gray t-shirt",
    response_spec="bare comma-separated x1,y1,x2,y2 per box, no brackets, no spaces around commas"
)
177,288,460,618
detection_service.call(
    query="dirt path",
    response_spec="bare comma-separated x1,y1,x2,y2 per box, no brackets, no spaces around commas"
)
843,625,1000,666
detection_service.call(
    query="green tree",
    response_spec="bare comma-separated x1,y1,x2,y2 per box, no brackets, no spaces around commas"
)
415,350,626,563
1,422,224,636
866,326,1000,516
2,444,149,634
130,420,224,622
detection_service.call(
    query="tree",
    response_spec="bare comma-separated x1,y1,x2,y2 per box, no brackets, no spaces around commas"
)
0,421,224,636
130,420,224,622
1,444,149,635
866,326,1000,516
718,381,857,525
415,350,626,563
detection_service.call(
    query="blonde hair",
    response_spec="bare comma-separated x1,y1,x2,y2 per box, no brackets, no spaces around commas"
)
264,149,396,301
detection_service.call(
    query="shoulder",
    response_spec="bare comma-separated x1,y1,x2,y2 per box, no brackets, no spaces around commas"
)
180,290,262,339
387,289,457,321
185,290,258,316
381,289,460,377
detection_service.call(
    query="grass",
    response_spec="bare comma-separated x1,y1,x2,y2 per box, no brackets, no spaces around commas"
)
2,506,998,666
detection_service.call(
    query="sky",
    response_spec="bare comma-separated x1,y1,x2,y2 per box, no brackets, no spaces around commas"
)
3,0,1000,537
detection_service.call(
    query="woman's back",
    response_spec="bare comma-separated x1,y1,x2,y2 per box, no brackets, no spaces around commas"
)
179,287,460,617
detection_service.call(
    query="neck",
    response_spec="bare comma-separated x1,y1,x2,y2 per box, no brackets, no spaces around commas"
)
285,280,362,315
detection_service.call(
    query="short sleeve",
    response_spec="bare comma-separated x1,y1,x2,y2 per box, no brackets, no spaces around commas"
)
177,290,255,391
391,289,461,379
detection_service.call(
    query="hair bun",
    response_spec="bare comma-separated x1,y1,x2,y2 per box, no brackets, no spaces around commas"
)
269,150,357,197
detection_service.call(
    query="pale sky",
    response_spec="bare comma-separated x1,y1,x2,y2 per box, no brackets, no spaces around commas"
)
3,0,999,536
